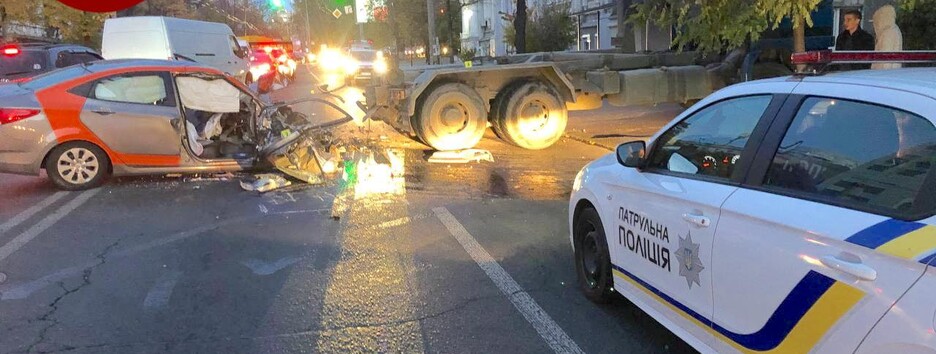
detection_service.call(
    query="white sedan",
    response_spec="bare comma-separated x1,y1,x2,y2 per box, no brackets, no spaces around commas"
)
569,52,936,353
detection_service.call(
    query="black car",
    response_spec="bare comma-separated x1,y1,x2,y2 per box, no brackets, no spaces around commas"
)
0,43,103,83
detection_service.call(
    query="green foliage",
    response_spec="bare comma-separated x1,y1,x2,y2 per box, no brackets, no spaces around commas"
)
1,0,110,46
503,2,576,53
897,0,936,49
459,46,476,61
629,0,822,53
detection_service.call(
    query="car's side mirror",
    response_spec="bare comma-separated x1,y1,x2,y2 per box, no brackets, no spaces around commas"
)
616,141,646,168
235,48,249,59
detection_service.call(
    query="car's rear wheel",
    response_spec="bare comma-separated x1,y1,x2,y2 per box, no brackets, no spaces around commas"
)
574,207,615,303
45,142,110,191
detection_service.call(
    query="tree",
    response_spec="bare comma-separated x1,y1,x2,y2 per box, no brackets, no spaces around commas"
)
504,2,575,53
629,0,823,53
116,0,191,18
2,0,111,46
513,0,527,53
898,0,936,50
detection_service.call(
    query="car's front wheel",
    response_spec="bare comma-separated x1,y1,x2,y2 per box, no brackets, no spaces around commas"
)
45,142,110,191
574,207,615,303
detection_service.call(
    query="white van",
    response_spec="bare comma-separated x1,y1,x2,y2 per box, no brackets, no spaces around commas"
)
102,17,251,83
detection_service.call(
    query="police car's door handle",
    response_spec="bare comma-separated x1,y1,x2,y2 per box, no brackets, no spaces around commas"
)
820,255,877,281
682,213,711,227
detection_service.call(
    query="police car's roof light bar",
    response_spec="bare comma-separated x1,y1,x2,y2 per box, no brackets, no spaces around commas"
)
791,50,936,75
792,50,936,65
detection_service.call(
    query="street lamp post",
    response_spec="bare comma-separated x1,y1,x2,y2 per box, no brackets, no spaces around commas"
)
426,0,437,64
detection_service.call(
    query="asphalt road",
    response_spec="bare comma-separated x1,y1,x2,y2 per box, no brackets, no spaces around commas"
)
0,66,692,353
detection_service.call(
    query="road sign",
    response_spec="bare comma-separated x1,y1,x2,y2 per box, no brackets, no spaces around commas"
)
345,5,354,14
356,0,369,24
332,9,342,18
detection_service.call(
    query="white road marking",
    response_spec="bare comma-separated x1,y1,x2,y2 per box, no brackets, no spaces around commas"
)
0,189,100,263
241,257,301,276
377,216,411,229
0,260,98,300
259,204,269,214
0,209,328,300
143,270,182,310
0,191,68,235
432,207,585,354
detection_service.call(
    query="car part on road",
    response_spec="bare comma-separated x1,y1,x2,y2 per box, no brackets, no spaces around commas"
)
413,82,487,151
44,142,111,191
574,207,615,303
240,173,292,192
427,149,494,164
491,80,568,150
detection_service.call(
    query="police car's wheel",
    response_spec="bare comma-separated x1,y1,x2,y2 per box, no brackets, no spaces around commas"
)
491,80,568,150
45,142,111,191
413,82,487,151
575,208,614,303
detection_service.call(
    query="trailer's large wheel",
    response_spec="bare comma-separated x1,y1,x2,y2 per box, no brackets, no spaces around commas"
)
412,82,487,151
491,80,568,150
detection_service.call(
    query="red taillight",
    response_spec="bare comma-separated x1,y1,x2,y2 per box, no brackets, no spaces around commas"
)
0,108,40,125
792,50,936,65
1,44,20,57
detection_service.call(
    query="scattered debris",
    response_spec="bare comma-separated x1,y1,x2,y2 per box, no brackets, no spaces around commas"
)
428,149,494,164
240,174,292,192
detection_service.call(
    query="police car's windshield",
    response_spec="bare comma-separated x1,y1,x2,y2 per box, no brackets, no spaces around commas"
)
0,51,49,78
19,65,90,90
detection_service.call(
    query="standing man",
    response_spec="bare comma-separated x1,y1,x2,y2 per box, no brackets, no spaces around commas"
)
835,9,875,70
872,5,903,70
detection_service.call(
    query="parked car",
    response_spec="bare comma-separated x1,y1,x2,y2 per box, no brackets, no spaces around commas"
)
267,48,296,83
248,50,278,93
0,59,348,190
101,16,251,84
0,43,102,83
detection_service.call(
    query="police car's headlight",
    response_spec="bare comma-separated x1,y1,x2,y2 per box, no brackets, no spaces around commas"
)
573,167,585,192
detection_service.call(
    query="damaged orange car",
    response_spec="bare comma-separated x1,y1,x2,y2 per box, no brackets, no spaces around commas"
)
0,59,348,190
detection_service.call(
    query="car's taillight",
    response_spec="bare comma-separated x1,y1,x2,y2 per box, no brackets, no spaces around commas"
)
1,44,20,57
0,108,40,125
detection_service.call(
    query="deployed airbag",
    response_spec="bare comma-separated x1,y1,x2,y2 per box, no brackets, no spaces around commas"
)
177,77,240,113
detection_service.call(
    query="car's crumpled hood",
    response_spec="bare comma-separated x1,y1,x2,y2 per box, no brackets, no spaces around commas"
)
255,96,368,184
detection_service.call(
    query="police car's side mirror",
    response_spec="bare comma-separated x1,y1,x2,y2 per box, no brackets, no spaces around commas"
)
616,141,646,168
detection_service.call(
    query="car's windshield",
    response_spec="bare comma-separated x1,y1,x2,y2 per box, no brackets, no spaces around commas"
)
349,51,377,61
0,50,49,78
19,65,89,90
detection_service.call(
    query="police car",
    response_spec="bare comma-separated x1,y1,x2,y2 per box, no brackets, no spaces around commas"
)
569,51,936,353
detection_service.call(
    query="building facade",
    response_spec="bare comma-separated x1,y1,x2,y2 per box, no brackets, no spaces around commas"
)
461,0,515,57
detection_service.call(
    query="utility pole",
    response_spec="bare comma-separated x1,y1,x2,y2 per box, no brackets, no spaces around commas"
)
303,0,311,47
426,0,437,64
446,0,454,63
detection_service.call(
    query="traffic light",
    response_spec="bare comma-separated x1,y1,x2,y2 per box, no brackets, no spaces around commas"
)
270,0,283,9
